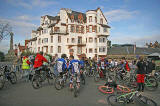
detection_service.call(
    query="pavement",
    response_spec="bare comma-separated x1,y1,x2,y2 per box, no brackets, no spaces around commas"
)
0,76,160,106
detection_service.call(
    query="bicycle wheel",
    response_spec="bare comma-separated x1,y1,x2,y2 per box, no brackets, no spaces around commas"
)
74,84,78,97
9,72,17,84
117,85,131,93
107,95,125,106
54,76,63,90
81,74,85,85
98,86,114,94
94,72,100,82
146,98,157,106
47,73,55,85
145,77,158,91
0,74,5,89
32,74,42,89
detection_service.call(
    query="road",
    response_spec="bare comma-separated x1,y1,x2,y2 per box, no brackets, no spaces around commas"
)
0,76,160,106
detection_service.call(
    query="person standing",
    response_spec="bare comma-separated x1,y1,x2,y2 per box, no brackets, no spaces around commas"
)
136,56,146,92
22,55,30,82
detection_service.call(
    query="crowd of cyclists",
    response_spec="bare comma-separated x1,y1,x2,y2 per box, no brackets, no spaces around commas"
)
1,51,159,96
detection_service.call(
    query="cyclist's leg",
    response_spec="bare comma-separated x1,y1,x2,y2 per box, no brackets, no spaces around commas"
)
77,73,80,88
69,74,73,89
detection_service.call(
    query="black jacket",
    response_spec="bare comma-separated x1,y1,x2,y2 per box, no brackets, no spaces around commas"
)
136,61,146,74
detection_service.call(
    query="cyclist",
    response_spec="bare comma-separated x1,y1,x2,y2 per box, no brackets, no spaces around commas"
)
56,54,67,78
136,56,146,92
79,57,85,79
98,57,106,77
88,57,93,76
22,54,30,82
33,52,48,75
68,55,80,89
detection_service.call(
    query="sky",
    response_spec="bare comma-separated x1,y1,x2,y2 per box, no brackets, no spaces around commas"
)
0,0,160,53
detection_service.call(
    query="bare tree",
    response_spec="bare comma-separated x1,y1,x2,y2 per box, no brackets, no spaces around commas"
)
0,21,12,42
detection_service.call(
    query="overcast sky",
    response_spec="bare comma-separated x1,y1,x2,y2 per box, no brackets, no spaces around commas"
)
0,0,160,53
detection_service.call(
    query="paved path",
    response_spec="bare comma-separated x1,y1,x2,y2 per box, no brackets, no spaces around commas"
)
0,77,160,106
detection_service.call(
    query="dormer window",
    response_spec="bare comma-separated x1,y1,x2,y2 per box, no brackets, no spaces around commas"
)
78,14,83,23
95,17,97,23
100,18,103,24
71,15,74,23
89,16,92,22
45,21,48,25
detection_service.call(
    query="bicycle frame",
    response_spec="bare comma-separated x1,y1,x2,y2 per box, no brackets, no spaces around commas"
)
145,79,153,87
117,91,138,103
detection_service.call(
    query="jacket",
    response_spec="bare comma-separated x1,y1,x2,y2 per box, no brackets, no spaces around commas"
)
34,54,48,68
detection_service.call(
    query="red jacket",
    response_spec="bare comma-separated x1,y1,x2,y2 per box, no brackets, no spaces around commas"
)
34,54,48,68
125,61,130,71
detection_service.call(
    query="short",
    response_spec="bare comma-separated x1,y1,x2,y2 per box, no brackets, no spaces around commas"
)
137,74,145,83
70,73,80,83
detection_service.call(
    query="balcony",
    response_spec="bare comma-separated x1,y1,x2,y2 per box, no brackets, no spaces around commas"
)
50,30,68,35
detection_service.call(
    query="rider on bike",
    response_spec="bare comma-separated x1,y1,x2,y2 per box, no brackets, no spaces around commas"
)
56,54,67,78
98,57,106,77
33,52,48,75
68,55,81,89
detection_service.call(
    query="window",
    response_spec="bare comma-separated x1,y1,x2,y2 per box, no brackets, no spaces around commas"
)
31,42,32,45
71,15,74,23
86,38,87,43
71,38,75,43
71,25,74,32
43,38,48,43
86,48,87,53
38,47,40,52
78,37,82,44
99,47,106,52
99,37,105,43
46,46,48,53
93,25,97,32
89,26,92,32
99,27,100,32
100,18,103,24
95,17,97,23
77,47,82,54
58,36,61,43
38,38,41,44
51,36,53,43
89,16,92,22
89,37,93,43
95,38,97,43
95,48,97,53
76,25,79,33
54,27,60,33
42,47,43,52
89,48,93,53
67,38,69,43
50,46,53,53
58,46,61,53
81,26,84,33
103,27,107,32
99,38,103,43
45,21,48,25
43,29,48,34
103,38,106,42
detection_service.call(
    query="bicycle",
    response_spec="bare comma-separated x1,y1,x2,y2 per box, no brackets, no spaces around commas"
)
31,65,55,89
94,66,114,82
0,65,17,89
54,71,69,90
107,89,157,106
124,73,158,91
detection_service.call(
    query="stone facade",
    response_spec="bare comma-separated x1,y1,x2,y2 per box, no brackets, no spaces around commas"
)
28,8,110,59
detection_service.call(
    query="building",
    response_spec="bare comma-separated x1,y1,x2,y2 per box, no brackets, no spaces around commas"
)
28,8,110,59
14,40,30,57
107,44,160,60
